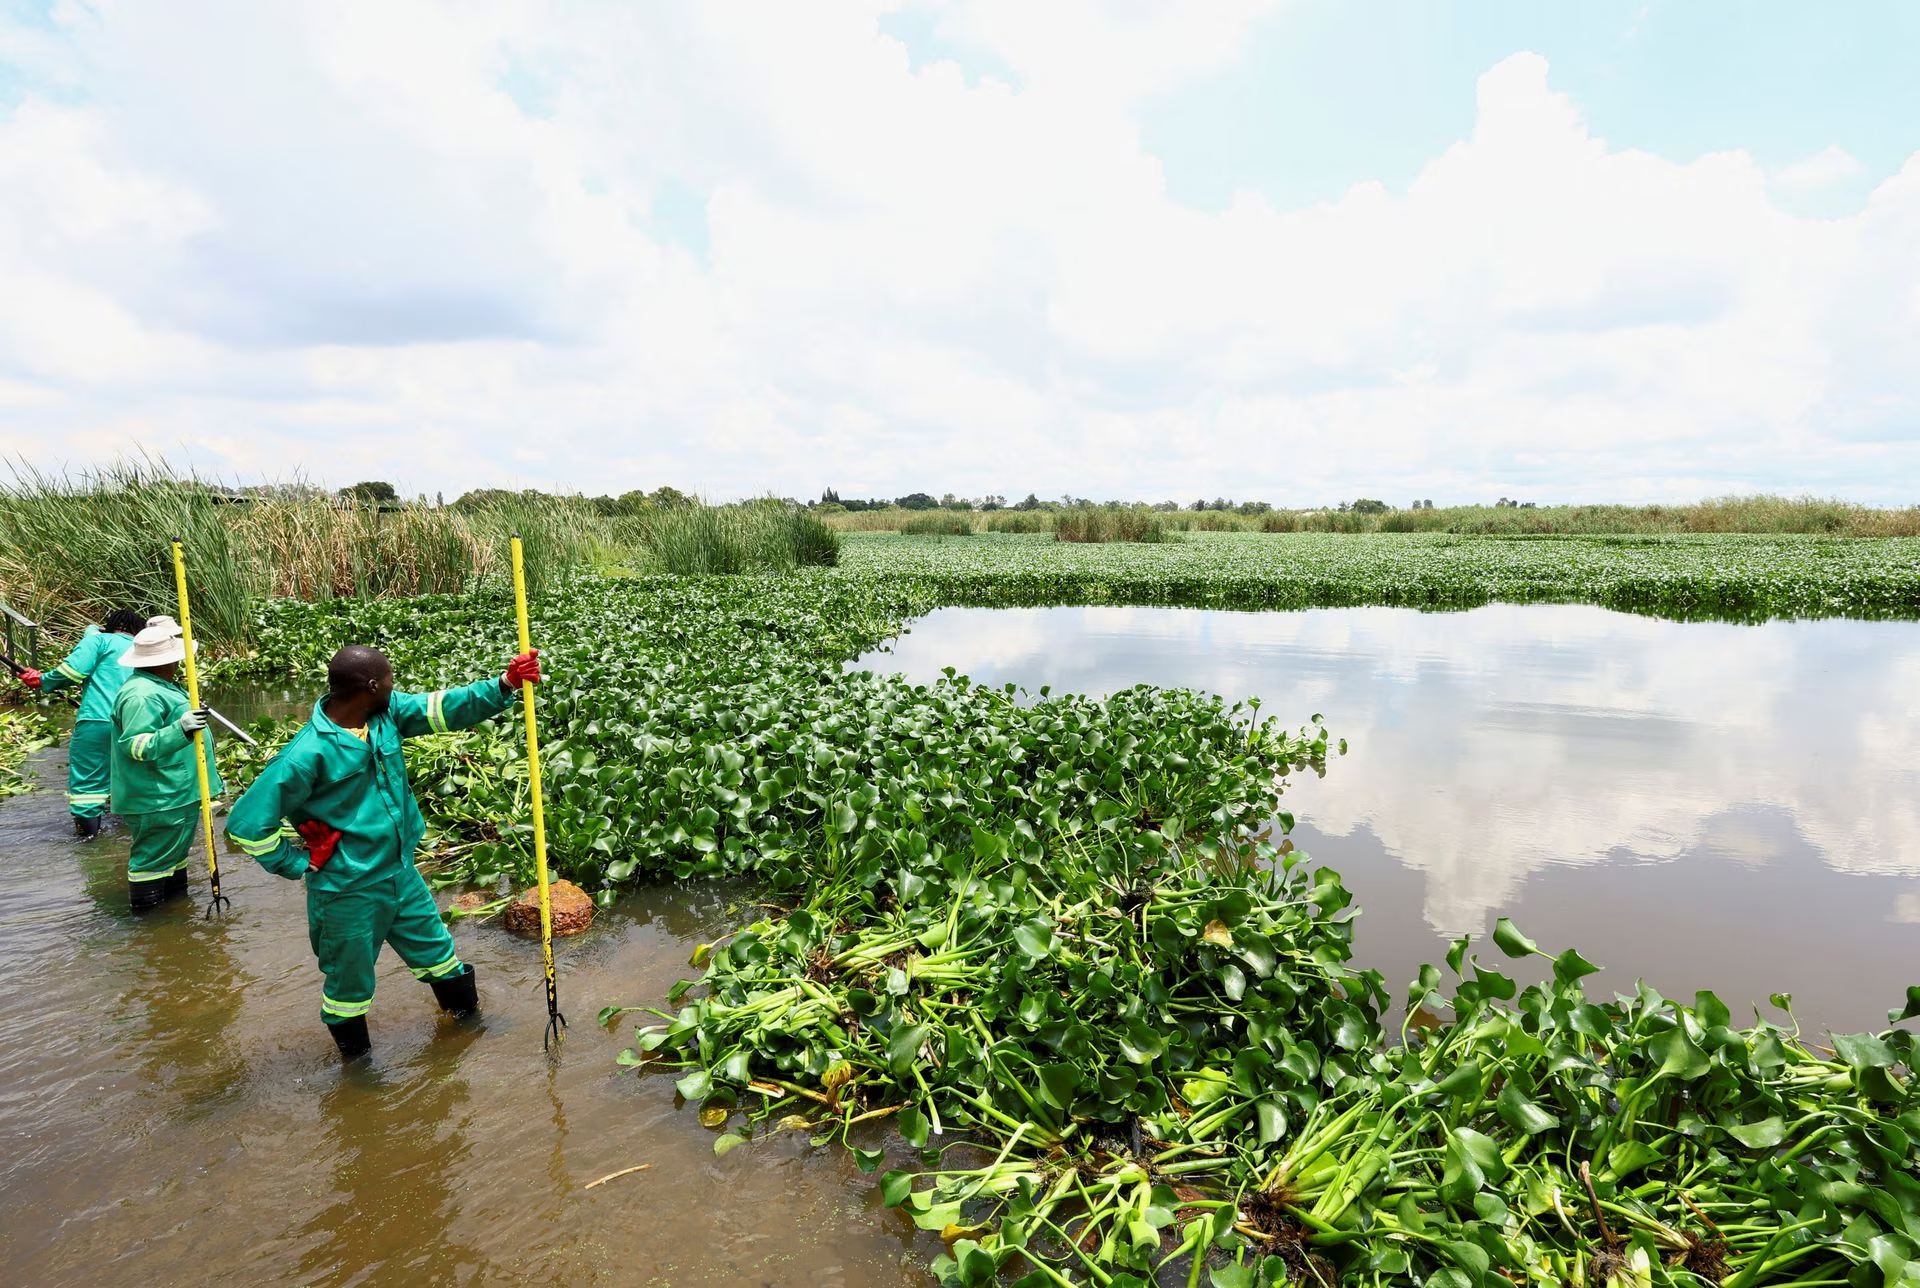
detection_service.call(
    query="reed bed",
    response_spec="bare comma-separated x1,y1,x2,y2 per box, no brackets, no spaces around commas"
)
0,465,831,651
899,512,978,536
984,511,1053,534
1055,506,1169,543
637,500,839,574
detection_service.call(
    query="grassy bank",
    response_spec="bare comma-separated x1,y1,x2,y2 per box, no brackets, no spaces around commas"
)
225,566,1920,1288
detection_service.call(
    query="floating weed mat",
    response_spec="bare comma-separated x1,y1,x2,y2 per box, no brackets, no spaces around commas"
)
837,531,1920,623
0,705,55,796
639,866,1920,1288
220,572,1920,1286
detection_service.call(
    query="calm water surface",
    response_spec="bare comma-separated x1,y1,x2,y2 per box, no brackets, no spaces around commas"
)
855,603,1920,1036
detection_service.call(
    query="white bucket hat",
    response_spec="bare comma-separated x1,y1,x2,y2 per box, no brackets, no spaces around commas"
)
145,615,182,636
123,622,189,669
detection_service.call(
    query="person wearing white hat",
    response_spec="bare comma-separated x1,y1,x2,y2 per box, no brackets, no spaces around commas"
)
110,620,222,911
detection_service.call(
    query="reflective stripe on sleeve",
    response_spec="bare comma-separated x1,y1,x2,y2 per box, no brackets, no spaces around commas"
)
426,690,449,734
231,832,284,857
128,732,154,761
56,663,87,683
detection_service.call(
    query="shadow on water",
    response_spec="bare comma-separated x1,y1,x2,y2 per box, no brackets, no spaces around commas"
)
0,743,936,1287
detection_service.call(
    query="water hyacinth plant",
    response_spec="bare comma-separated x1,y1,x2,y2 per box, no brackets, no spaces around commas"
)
838,531,1920,622
0,705,55,796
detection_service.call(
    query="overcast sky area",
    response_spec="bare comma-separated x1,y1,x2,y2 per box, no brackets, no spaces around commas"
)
1,0,1917,505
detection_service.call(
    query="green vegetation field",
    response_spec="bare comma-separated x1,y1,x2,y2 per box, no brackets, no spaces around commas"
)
839,530,1920,621
199,531,1920,1288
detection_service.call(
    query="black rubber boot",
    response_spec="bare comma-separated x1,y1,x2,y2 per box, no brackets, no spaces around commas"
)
128,879,167,912
73,814,102,841
163,868,189,901
429,965,480,1018
327,1016,372,1061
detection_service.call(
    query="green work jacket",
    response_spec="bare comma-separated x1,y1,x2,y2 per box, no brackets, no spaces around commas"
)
225,677,513,893
41,626,135,724
111,670,223,814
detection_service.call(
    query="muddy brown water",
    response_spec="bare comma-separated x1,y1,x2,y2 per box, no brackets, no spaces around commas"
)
0,743,939,1286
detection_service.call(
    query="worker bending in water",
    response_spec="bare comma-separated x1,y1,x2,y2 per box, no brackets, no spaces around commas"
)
18,608,146,839
111,617,221,910
225,642,541,1061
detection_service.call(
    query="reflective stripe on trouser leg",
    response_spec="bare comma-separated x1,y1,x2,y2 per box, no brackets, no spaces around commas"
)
388,866,462,982
308,877,401,1026
67,721,113,818
126,805,197,880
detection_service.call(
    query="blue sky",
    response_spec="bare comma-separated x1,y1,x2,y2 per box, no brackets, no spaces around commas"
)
885,0,1919,217
0,2,1916,503
1143,0,1919,217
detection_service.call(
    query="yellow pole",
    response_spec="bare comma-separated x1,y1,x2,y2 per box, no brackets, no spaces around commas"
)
171,538,228,915
510,534,565,1048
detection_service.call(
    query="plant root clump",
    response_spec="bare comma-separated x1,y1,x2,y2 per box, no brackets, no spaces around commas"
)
1675,1235,1729,1285
502,879,595,937
805,944,837,982
1240,1193,1333,1286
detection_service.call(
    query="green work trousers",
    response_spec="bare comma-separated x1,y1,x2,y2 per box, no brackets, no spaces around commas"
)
126,804,197,883
307,867,464,1026
68,720,112,818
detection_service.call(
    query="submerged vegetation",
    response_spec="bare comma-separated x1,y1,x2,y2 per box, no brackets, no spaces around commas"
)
219,562,1920,1287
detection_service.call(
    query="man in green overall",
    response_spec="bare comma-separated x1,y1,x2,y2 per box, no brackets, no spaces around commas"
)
225,642,541,1061
18,607,146,838
111,617,221,910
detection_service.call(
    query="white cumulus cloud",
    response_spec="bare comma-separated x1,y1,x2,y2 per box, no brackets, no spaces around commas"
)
0,4,1915,501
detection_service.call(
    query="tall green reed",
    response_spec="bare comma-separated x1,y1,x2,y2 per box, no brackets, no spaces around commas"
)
0,461,257,644
640,501,840,574
1054,505,1169,543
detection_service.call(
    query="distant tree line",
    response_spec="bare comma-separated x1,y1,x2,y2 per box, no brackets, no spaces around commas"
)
322,483,705,514
813,490,1546,513
320,481,1544,516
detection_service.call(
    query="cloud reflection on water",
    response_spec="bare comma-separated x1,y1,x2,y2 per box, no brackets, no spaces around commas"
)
853,603,1920,1029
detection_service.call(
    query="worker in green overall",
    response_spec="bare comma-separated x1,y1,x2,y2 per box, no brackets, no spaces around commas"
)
111,617,221,910
18,607,147,838
225,642,541,1061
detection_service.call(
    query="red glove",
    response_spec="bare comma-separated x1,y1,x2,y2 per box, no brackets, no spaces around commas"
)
297,820,343,872
503,649,542,688
18,668,41,689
